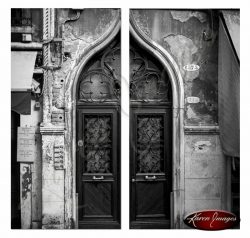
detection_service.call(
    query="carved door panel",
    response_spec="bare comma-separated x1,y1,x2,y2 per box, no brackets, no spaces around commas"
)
76,36,120,229
77,108,120,228
130,40,172,229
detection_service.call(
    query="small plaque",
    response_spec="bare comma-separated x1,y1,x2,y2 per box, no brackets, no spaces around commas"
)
17,127,36,162
186,97,200,104
183,64,200,72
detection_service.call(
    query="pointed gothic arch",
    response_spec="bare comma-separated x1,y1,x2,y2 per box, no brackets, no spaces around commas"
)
129,15,185,228
64,17,121,228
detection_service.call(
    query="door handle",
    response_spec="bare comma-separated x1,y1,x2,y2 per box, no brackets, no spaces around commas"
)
93,175,104,180
78,140,84,147
145,175,156,180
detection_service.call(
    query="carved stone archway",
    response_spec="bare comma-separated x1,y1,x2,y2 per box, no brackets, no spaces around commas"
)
63,12,184,228
130,15,185,228
64,15,121,228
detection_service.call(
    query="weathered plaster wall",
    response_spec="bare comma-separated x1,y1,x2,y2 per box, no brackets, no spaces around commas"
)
42,135,64,229
131,9,226,226
46,9,119,124
184,135,226,213
131,9,219,125
41,8,120,228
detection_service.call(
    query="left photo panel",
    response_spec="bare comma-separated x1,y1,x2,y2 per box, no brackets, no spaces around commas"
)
11,8,121,229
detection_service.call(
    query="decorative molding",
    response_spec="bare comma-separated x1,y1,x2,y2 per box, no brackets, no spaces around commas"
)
40,125,65,135
184,125,219,135
78,43,120,103
42,8,54,124
11,42,43,50
130,46,171,103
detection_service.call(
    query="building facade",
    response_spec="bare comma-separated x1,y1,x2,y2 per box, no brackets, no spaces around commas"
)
11,8,240,229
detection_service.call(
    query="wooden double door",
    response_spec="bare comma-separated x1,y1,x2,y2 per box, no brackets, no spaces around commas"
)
76,35,172,229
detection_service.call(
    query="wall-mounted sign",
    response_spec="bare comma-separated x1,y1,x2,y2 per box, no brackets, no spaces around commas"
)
186,97,200,104
183,64,200,71
17,127,36,162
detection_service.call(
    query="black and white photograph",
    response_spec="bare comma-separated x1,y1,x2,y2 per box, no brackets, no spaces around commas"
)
5,2,245,235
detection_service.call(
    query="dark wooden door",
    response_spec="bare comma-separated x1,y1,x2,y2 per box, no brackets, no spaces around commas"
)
130,40,172,229
77,107,120,228
76,35,120,229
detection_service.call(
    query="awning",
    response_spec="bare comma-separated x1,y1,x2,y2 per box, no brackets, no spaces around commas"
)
221,10,240,60
11,51,37,90
11,92,31,115
11,51,37,115
218,17,240,158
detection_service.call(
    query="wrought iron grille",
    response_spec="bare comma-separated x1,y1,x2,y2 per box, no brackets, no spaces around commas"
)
84,115,112,173
136,115,164,173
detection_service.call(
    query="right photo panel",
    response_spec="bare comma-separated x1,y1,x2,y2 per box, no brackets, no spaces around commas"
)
129,9,240,230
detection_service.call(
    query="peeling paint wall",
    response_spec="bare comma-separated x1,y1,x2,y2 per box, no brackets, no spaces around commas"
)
131,9,227,226
132,9,219,125
40,8,120,229
184,135,226,217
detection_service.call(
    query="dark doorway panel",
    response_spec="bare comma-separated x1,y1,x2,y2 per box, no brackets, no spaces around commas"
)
130,37,172,229
76,34,121,229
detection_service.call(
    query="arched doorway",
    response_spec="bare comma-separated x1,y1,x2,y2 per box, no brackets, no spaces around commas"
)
130,36,172,229
130,16,185,228
75,33,121,229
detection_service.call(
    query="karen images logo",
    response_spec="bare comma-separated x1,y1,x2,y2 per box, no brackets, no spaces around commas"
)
184,210,240,230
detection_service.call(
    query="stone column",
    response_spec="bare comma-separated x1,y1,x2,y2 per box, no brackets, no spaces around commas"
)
40,127,65,229
41,8,65,229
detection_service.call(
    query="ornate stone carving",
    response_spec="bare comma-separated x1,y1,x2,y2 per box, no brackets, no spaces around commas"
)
130,47,171,103
52,78,65,109
78,41,120,103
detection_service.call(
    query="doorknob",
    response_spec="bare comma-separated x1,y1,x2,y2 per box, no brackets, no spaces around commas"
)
145,175,156,180
78,140,83,147
131,178,136,182
93,175,104,180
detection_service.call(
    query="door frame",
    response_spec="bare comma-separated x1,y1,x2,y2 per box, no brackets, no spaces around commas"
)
129,13,185,228
64,14,121,228
64,10,185,228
